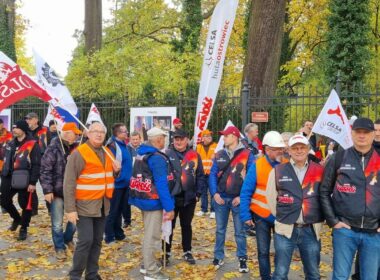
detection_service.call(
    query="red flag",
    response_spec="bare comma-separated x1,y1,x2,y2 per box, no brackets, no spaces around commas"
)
0,52,52,111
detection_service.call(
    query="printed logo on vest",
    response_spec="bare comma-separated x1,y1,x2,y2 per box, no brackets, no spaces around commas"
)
279,176,293,182
336,183,356,193
278,194,294,204
167,173,174,181
130,174,152,192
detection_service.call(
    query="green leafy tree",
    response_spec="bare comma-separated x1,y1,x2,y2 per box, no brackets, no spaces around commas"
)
0,0,16,61
325,0,371,115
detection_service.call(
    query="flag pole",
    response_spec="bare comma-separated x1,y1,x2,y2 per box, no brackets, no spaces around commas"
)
48,103,66,153
50,101,115,162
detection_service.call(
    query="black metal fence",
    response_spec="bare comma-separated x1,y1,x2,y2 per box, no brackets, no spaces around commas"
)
8,83,380,138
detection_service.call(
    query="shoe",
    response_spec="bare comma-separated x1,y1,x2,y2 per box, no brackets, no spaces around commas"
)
17,228,27,241
183,251,196,264
123,223,131,228
8,220,20,231
1,206,7,213
56,249,66,260
195,211,206,217
209,212,215,219
115,234,126,241
238,257,249,273
213,258,224,270
65,241,76,251
140,263,162,274
144,271,169,280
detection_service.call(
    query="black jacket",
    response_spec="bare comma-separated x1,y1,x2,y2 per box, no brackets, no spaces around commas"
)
320,147,380,230
1,136,41,185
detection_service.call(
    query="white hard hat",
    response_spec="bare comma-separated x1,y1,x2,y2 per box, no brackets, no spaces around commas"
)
262,131,286,148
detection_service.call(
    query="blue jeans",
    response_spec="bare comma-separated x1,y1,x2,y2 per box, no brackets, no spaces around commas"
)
273,226,320,280
332,228,380,280
254,214,274,280
201,176,214,212
104,188,128,243
214,197,247,260
50,197,76,251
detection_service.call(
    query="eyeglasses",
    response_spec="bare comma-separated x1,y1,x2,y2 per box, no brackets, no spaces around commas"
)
89,130,106,135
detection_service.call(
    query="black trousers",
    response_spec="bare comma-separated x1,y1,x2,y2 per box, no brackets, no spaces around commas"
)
0,176,32,228
165,200,196,253
69,215,106,280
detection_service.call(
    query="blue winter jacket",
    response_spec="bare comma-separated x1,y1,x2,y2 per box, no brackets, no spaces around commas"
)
240,155,280,224
128,144,175,212
209,146,255,198
106,136,133,189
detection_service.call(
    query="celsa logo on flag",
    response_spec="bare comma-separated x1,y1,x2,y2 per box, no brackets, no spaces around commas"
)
0,63,33,103
327,106,345,124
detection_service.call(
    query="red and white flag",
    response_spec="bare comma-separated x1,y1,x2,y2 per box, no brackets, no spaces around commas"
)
0,51,52,111
312,89,353,149
85,103,104,125
193,0,239,145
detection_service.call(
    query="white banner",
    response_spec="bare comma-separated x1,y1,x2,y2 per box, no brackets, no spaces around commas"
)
193,0,239,145
86,103,104,125
312,89,353,149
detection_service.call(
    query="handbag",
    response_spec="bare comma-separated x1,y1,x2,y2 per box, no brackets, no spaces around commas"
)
11,170,30,190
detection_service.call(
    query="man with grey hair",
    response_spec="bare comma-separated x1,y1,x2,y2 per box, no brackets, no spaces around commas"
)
129,127,175,280
64,122,121,280
242,123,262,156
281,132,294,160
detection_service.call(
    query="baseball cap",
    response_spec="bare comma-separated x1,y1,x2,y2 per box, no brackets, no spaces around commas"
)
288,134,309,147
25,112,39,119
62,122,82,135
173,129,188,138
352,117,374,131
200,129,213,136
147,127,168,137
173,118,182,125
12,120,29,134
219,126,240,137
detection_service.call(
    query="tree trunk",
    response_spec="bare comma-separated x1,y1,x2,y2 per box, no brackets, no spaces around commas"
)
84,0,102,54
242,0,287,105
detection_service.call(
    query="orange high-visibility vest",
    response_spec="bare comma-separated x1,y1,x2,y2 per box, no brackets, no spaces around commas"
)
250,157,287,218
75,143,115,200
196,142,217,175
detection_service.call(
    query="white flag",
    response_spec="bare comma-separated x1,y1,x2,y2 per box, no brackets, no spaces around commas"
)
33,50,79,127
215,120,244,152
193,0,239,146
312,89,353,149
86,103,104,125
162,214,172,244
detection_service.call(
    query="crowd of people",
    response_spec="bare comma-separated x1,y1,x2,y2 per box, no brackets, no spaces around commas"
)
0,113,379,280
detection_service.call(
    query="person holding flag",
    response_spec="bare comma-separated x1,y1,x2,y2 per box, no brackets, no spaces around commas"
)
0,118,13,171
0,120,41,241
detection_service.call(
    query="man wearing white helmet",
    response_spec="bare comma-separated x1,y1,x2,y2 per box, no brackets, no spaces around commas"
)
266,134,324,279
240,131,287,280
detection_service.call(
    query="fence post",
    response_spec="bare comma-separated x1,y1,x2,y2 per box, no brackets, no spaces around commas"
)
241,80,249,129
178,89,184,119
336,71,342,95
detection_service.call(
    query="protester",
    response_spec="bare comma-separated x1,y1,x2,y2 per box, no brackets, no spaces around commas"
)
374,119,380,153
0,120,41,240
104,123,133,243
169,118,183,147
25,112,47,214
47,119,58,145
241,123,263,155
40,122,81,259
64,122,121,280
280,132,293,160
240,131,287,280
320,117,380,280
209,126,254,272
164,129,206,265
129,127,175,280
266,134,324,279
195,129,217,218
129,131,142,155
301,120,317,152
0,118,13,171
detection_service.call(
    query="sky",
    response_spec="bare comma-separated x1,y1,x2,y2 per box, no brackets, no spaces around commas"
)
18,0,115,77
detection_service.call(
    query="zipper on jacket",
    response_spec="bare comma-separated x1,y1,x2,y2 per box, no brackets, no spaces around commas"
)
361,155,365,229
